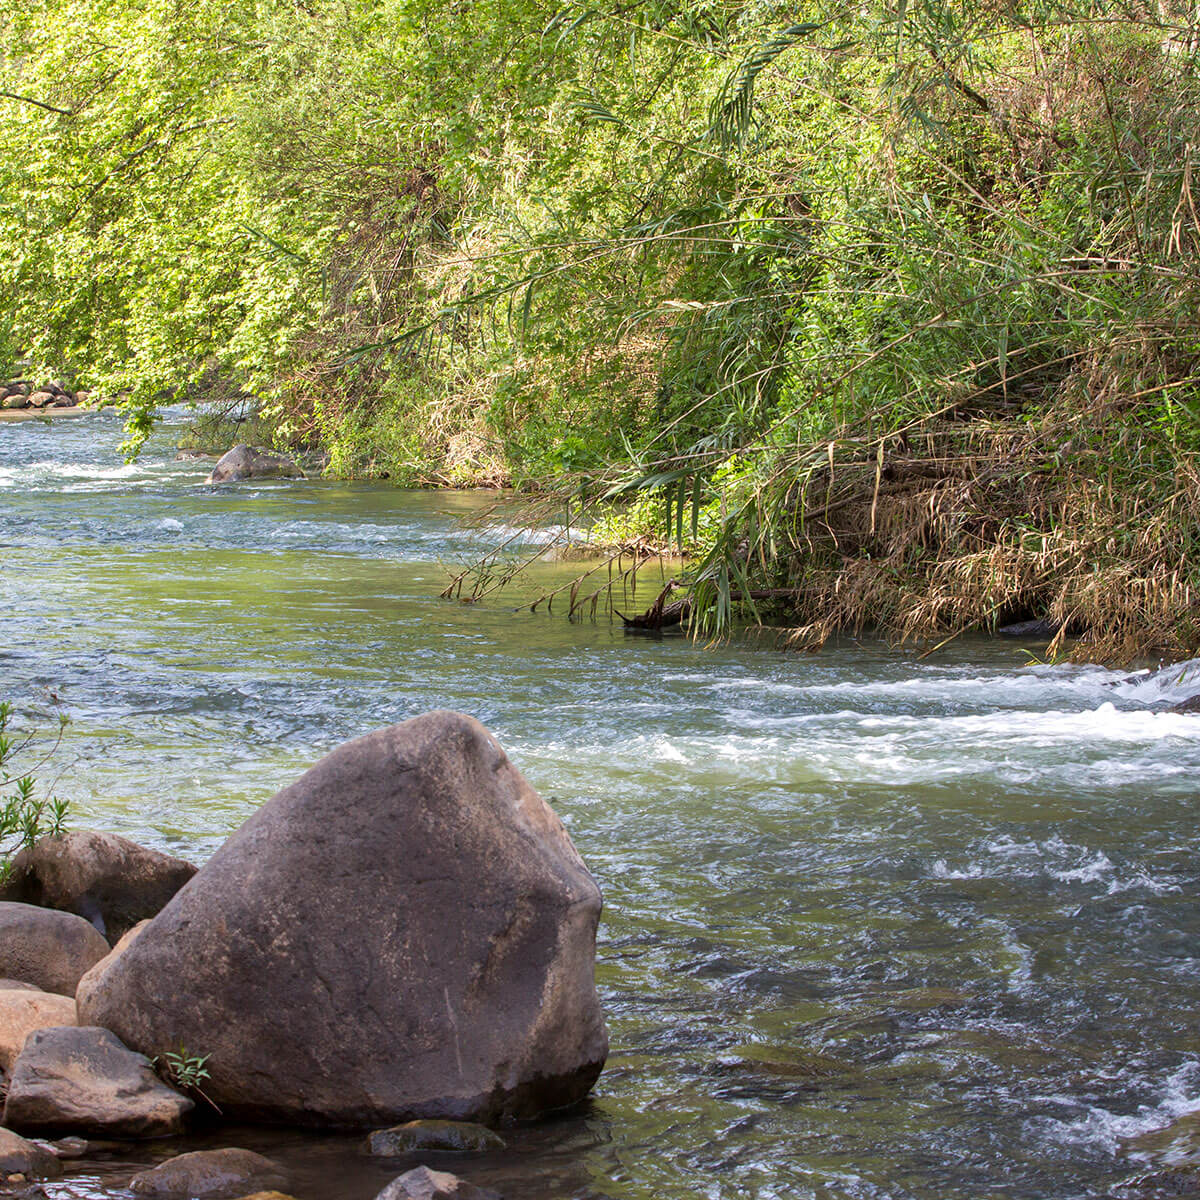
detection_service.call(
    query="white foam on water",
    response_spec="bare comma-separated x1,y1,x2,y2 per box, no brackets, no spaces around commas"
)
268,520,401,544
651,737,690,764
1031,1060,1200,1156
478,521,588,546
157,518,184,533
1107,658,1200,699
12,459,164,490
856,704,1200,744
929,834,1181,895
668,659,1200,717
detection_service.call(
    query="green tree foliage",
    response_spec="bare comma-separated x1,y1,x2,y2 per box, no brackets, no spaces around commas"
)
3,0,1198,658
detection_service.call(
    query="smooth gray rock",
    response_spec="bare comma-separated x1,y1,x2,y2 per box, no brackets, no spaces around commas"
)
77,711,608,1127
0,830,197,942
376,1166,500,1200
206,444,303,484
0,1126,62,1179
3,1026,193,1138
368,1120,506,1156
0,903,109,995
128,1149,286,1198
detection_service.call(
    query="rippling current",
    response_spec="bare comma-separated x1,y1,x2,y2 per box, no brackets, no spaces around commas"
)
4,409,1200,1200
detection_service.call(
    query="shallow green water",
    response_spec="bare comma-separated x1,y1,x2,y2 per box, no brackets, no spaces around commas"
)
4,411,1200,1200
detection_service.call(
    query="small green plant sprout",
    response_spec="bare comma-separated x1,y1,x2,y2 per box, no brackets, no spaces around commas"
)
153,1045,220,1113
0,699,70,883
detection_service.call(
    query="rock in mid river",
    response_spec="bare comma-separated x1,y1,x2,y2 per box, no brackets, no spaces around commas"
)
77,711,608,1127
128,1149,286,1198
367,1120,506,1155
0,902,109,995
3,1026,193,1137
0,830,197,942
206,444,303,483
376,1166,501,1200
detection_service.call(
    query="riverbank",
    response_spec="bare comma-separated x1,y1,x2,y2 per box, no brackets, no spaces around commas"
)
0,406,88,423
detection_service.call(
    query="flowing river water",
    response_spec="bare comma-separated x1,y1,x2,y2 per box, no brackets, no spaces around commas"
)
3,409,1200,1200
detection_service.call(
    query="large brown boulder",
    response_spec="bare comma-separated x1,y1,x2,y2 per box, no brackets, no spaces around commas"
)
206,445,303,484
77,711,608,1127
0,990,76,1070
3,1026,193,1137
0,903,109,995
0,830,197,941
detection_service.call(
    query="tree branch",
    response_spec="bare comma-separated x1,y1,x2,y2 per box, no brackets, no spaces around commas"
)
0,90,71,116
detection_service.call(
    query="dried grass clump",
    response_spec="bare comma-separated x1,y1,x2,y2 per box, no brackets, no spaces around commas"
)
751,365,1200,663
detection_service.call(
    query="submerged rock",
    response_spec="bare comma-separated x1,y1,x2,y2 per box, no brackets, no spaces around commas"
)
206,445,303,484
0,903,109,995
3,1026,193,1137
368,1121,506,1156
0,831,197,942
0,1128,61,1180
376,1166,500,1200
43,1136,88,1159
996,617,1061,639
78,711,608,1127
128,1149,286,1199
0,990,77,1071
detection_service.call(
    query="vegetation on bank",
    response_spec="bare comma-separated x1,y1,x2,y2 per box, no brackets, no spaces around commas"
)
2,0,1198,661
0,701,69,881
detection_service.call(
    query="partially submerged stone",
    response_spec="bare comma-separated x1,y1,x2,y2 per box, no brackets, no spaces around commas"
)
376,1166,501,1200
996,617,1060,639
44,1136,88,1159
206,445,303,484
78,712,608,1127
368,1121,506,1156
128,1149,286,1199
3,1026,193,1138
0,903,109,995
0,831,197,942
0,991,77,1071
0,1128,61,1179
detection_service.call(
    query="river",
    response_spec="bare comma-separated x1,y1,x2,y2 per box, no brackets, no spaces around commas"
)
3,409,1200,1200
